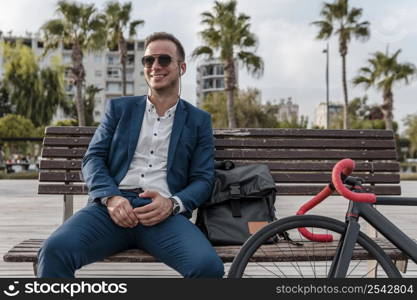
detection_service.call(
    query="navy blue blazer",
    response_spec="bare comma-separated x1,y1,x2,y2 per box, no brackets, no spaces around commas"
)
82,96,215,218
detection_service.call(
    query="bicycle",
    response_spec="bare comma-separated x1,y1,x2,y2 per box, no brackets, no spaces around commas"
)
228,158,417,278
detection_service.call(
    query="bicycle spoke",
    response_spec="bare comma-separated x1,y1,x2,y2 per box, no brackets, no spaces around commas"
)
229,216,396,278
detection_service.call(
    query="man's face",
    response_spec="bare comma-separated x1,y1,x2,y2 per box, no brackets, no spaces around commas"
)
143,40,185,93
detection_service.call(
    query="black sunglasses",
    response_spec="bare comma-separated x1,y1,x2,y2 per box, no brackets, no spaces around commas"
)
141,54,179,68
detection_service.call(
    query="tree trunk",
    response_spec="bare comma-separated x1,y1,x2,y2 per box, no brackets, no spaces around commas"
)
341,53,349,129
382,89,394,130
224,59,237,128
119,36,127,96
75,80,85,126
71,43,86,126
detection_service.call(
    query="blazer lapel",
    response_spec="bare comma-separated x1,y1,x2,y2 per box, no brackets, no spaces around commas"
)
128,96,146,164
167,99,187,171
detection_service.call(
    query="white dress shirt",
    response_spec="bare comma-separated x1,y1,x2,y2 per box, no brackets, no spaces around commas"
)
102,97,184,213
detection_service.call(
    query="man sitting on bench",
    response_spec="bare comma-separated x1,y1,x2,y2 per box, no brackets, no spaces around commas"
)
37,32,224,278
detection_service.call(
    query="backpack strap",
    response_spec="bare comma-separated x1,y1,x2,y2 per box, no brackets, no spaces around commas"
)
229,184,242,217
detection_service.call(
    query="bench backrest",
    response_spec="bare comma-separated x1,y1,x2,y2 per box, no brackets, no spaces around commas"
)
38,127,401,196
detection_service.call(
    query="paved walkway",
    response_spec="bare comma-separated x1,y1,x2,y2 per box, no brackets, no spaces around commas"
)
1,180,416,277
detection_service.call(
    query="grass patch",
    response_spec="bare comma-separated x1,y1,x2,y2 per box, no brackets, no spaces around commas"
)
0,171,39,179
400,173,417,181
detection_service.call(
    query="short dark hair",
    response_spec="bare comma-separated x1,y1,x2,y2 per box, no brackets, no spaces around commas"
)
144,32,185,61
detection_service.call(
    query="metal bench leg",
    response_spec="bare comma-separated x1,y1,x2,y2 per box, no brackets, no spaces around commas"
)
63,194,74,222
33,262,38,277
395,258,408,273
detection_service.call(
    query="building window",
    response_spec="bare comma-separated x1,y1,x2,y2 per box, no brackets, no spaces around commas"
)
203,65,214,76
127,54,135,65
203,79,214,89
106,82,121,92
94,55,101,63
215,65,224,75
107,68,120,79
137,41,144,50
126,69,134,80
107,55,119,65
215,79,224,89
95,70,102,77
37,41,44,48
127,82,134,94
127,42,134,51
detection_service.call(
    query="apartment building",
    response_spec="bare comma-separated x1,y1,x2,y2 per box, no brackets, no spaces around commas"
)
0,33,147,122
196,58,238,108
314,102,344,128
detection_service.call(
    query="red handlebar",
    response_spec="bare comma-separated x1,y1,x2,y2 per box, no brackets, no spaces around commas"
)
297,158,376,243
331,158,376,204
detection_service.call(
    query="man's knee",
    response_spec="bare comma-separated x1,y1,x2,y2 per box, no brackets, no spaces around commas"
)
185,252,224,278
38,233,85,267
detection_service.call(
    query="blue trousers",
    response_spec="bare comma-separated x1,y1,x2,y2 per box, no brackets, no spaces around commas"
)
37,193,224,278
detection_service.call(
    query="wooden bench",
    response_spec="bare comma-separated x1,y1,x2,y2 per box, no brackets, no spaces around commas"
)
3,126,407,276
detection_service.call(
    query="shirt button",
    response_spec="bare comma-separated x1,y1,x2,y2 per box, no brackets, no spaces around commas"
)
141,174,144,178
154,133,157,136
157,118,160,121
149,164,152,167
150,150,154,154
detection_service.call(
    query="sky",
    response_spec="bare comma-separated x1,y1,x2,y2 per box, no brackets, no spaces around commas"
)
1,0,416,132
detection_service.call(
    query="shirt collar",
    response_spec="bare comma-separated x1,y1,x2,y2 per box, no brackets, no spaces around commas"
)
146,97,179,119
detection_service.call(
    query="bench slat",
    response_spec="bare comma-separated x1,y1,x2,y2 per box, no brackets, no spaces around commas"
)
43,137,91,147
45,126,97,135
40,160,82,170
214,128,394,138
38,172,399,184
215,149,398,160
235,162,400,172
215,139,395,149
42,148,86,158
3,238,406,263
45,127,395,139
39,159,400,172
42,140,395,158
42,136,396,149
38,184,401,195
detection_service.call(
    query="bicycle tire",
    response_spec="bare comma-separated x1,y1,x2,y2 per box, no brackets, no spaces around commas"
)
228,215,401,278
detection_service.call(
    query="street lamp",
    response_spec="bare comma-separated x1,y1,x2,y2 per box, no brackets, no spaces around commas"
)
322,43,329,129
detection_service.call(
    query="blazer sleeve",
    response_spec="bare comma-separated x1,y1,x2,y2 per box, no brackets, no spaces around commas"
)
173,113,215,213
82,99,123,200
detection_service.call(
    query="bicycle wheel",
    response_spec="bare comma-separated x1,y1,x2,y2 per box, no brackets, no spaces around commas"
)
228,215,401,278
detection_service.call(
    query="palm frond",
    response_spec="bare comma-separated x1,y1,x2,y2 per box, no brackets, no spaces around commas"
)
237,51,264,78
191,46,214,60
129,19,144,37
311,21,333,40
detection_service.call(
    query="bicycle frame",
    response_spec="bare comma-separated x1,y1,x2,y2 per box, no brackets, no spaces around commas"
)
329,196,417,277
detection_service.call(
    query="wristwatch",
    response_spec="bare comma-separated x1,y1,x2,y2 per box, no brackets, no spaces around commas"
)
169,197,181,215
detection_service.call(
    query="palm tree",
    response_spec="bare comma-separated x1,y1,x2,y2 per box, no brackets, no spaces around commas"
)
41,0,106,126
312,0,370,129
192,0,264,128
103,1,144,96
353,49,416,130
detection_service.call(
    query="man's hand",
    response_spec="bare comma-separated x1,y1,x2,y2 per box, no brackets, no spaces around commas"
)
106,196,139,228
134,190,173,226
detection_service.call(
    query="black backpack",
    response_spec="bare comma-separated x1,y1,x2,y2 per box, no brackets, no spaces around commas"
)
196,161,277,245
